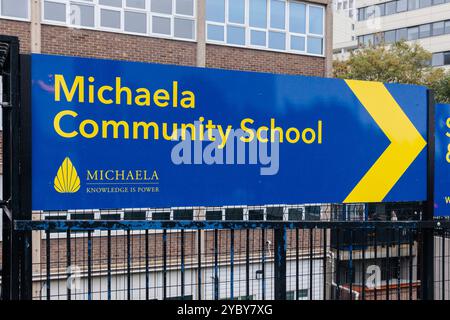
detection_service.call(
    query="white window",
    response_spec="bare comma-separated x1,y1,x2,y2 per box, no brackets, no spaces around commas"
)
40,0,196,41
0,0,30,20
206,0,325,56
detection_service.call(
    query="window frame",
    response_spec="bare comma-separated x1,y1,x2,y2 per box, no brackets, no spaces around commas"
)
0,0,31,21
206,0,325,58
40,0,197,43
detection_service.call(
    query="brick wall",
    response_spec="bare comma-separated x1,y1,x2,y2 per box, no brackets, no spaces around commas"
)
0,19,31,53
41,25,197,66
206,44,325,76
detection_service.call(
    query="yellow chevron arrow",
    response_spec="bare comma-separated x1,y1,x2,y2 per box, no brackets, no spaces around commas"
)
343,80,427,203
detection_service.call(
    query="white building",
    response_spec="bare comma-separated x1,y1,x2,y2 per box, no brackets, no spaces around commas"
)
333,0,450,68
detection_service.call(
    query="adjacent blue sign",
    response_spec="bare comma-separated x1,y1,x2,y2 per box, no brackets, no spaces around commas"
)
435,103,450,216
31,54,428,210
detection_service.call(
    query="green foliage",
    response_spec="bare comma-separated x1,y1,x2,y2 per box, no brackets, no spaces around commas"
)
333,41,450,104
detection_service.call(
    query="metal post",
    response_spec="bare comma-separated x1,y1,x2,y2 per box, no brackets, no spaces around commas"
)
274,225,287,300
421,89,435,300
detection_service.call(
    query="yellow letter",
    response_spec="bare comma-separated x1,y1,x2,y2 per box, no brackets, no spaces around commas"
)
180,91,195,109
446,117,450,138
133,121,159,140
79,119,99,139
256,126,269,143
55,75,84,102
102,120,130,139
240,118,255,143
154,89,170,107
116,77,132,105
98,85,113,104
135,88,151,106
54,110,78,138
286,128,300,143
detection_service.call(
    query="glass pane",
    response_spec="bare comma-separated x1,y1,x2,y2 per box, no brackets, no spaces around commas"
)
152,16,171,35
174,18,194,39
408,0,420,9
434,0,445,4
358,8,365,21
443,52,450,65
176,0,194,16
249,0,267,28
363,34,373,46
419,0,432,7
268,31,285,50
291,35,305,51
385,1,396,14
126,0,146,9
124,11,147,33
407,26,419,40
250,29,266,46
227,25,245,45
225,208,244,220
289,2,306,33
384,30,396,43
377,3,385,16
207,24,224,41
2,0,28,18
206,0,225,22
397,0,407,12
173,209,193,220
205,210,222,220
152,0,172,14
44,1,66,22
152,211,170,220
100,9,120,28
433,22,444,35
228,0,245,24
396,28,407,40
270,0,285,29
248,209,264,220
365,5,375,19
432,53,444,66
309,6,324,35
70,4,95,27
445,21,450,34
419,24,431,38
99,0,122,7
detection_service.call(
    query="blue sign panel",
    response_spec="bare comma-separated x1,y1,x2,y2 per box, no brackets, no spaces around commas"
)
31,54,428,210
435,103,450,216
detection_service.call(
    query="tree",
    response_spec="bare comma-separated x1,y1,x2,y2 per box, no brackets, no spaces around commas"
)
333,41,450,103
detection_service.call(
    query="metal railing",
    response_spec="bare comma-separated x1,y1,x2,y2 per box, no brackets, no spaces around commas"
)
11,219,450,300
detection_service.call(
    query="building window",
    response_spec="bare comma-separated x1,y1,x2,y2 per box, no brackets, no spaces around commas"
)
173,209,194,220
41,0,196,41
419,0,432,7
287,289,309,300
225,208,244,220
248,209,264,220
433,21,445,35
288,207,304,220
206,0,325,56
419,23,431,38
408,0,420,9
397,0,408,12
385,1,397,15
396,27,408,41
205,210,223,220
0,0,29,20
384,30,396,43
407,26,419,40
305,205,320,220
432,51,450,66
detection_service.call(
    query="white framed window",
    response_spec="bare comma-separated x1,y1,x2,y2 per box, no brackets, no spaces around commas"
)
0,0,30,21
206,0,325,57
40,0,196,42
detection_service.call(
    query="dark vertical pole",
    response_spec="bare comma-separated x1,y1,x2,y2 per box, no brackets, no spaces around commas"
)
19,54,32,300
422,90,435,300
66,230,71,300
1,36,21,301
309,228,313,300
46,230,50,300
107,230,111,300
246,229,250,298
180,229,185,299
274,225,286,300
126,230,131,300
87,231,92,301
214,229,219,300
261,228,266,300
197,230,202,300
163,229,167,300
230,229,234,300
145,230,149,300
296,228,299,300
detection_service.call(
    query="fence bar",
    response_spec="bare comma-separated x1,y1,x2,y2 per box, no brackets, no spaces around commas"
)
261,228,266,300
230,229,235,300
397,228,401,300
323,228,327,301
145,230,149,300
163,229,167,300
362,229,366,301
214,229,219,300
309,228,313,301
46,230,50,300
87,231,92,301
66,230,71,300
409,228,413,300
107,230,112,300
296,228,299,301
246,229,250,298
126,230,131,300
274,226,286,300
181,229,185,299
197,230,202,300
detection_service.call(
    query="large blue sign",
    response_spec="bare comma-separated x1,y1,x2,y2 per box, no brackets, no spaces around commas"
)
31,54,428,210
435,103,450,216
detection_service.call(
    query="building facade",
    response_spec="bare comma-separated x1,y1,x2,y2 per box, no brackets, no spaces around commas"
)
333,0,450,68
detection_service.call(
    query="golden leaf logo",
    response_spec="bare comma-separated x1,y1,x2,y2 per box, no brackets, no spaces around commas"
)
54,157,81,193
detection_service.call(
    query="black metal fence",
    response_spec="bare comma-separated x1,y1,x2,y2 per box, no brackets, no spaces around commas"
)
9,213,450,301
